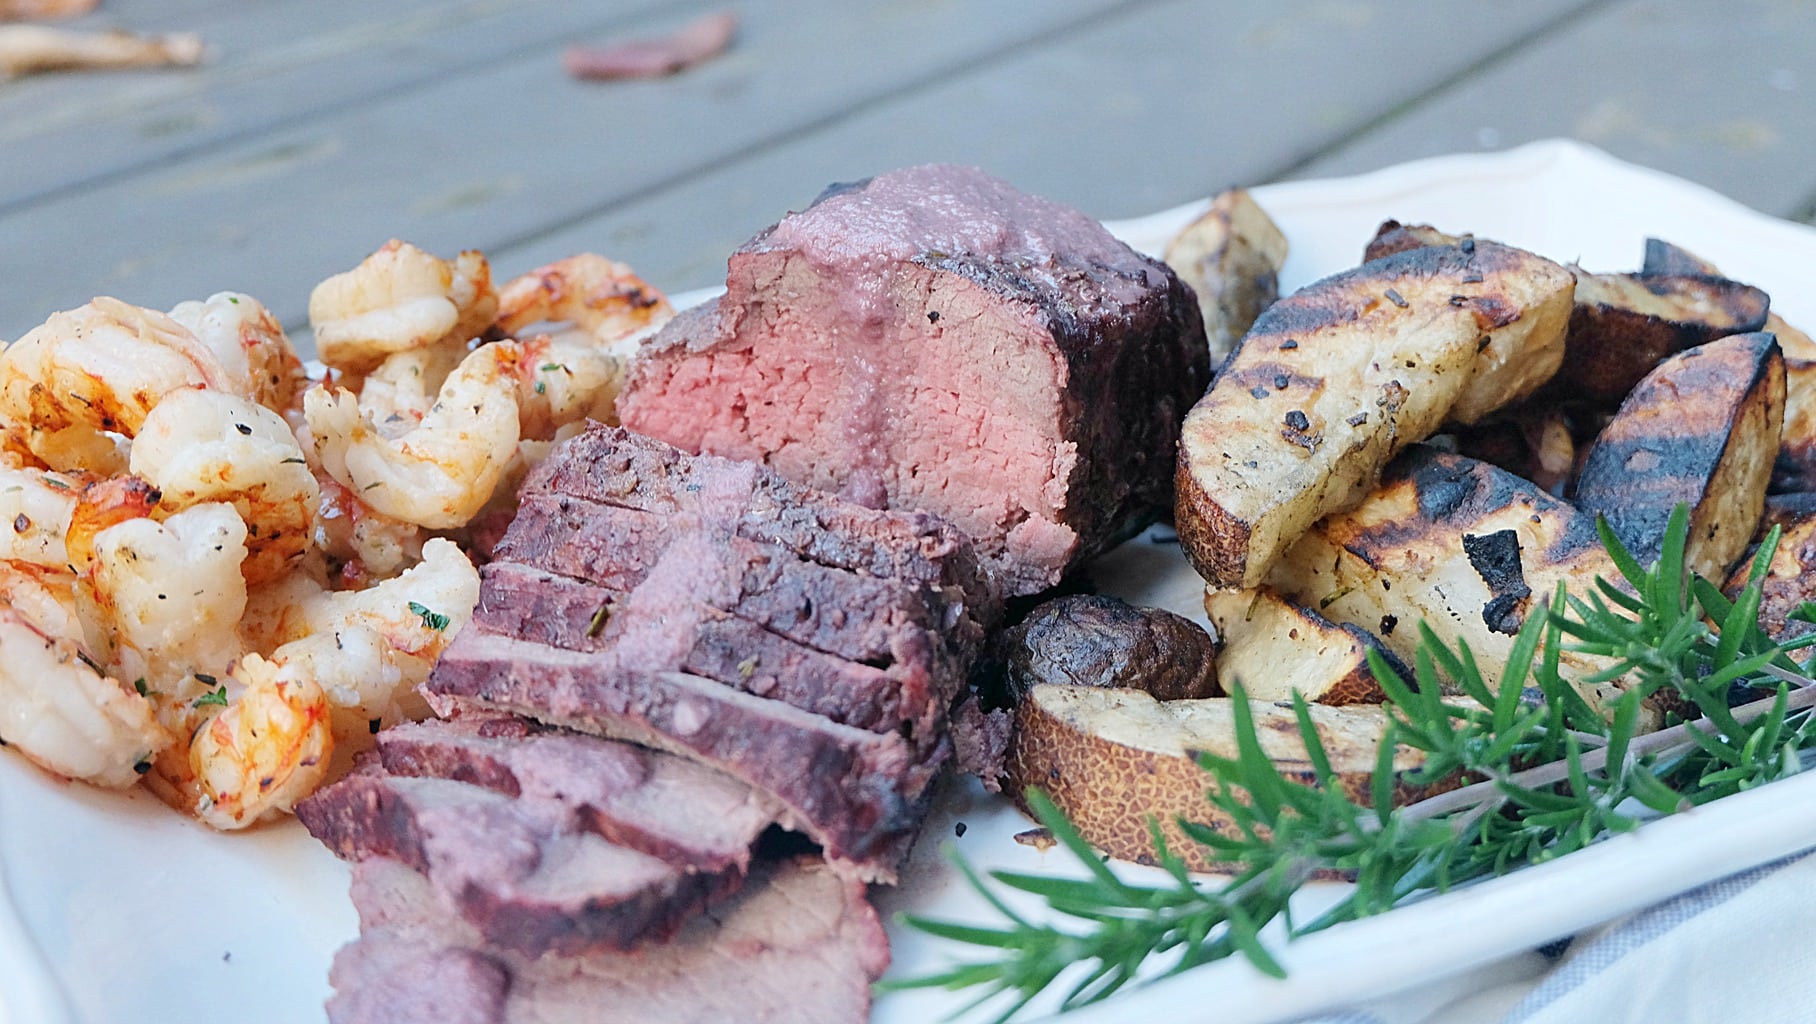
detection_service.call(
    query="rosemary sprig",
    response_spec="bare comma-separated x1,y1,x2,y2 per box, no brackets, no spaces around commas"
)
891,507,1816,1021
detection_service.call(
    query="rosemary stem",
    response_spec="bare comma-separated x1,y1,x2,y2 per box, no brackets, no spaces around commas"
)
1400,684,1816,824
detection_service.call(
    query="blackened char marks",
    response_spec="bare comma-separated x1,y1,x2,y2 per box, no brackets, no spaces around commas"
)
1462,529,1531,635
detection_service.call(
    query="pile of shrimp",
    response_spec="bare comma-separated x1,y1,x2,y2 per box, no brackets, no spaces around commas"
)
0,242,672,829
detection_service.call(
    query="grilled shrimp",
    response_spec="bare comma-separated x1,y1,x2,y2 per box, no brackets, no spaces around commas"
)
495,253,672,342
64,474,157,573
346,336,469,433
245,537,475,741
167,291,309,417
0,563,170,789
495,254,673,436
82,502,248,690
145,653,332,830
130,388,318,586
304,341,521,530
309,241,498,373
0,461,85,567
309,471,425,582
0,297,232,471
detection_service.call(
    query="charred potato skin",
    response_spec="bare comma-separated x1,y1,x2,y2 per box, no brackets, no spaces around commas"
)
1552,273,1771,406
1726,512,1816,642
1176,241,1574,590
1363,220,1465,262
1574,332,1784,582
994,594,1220,703
1005,686,1445,872
1164,187,1290,369
1266,446,1629,712
1203,586,1406,704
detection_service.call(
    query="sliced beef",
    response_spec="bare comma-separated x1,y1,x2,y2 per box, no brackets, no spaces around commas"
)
329,856,886,1024
297,769,740,958
496,497,972,677
616,164,1211,595
522,422,999,623
473,561,943,743
372,715,773,871
424,629,943,882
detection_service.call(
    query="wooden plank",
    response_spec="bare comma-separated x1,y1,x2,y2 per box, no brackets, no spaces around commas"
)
1291,0,1816,225
0,0,1132,342
0,0,695,208
495,0,1597,298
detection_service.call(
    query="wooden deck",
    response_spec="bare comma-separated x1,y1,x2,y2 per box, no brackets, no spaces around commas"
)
1,0,1810,347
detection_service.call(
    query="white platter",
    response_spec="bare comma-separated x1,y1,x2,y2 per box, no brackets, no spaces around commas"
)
6,138,1816,1024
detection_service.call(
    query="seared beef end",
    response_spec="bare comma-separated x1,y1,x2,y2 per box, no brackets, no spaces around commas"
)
329,856,887,1024
617,164,1210,596
296,770,744,958
424,631,943,883
371,715,774,872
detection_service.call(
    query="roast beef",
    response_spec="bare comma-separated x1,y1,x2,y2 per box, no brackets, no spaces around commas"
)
472,560,945,743
616,164,1211,595
423,630,943,882
522,423,999,622
495,498,974,679
328,856,886,1024
371,715,773,871
298,768,740,958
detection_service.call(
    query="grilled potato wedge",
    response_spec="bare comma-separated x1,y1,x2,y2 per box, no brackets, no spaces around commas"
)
1368,230,1774,408
1725,511,1816,642
1267,446,1632,715
1363,220,1464,261
1005,684,1443,871
1556,273,1771,406
1203,586,1404,704
1640,237,1721,277
1175,241,1574,589
1164,187,1289,369
1640,237,1816,492
1574,332,1784,581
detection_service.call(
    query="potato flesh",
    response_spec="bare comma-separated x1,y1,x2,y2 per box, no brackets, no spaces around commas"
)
1204,586,1386,704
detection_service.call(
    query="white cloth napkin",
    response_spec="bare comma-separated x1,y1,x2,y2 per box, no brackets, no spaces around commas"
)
1296,849,1816,1024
